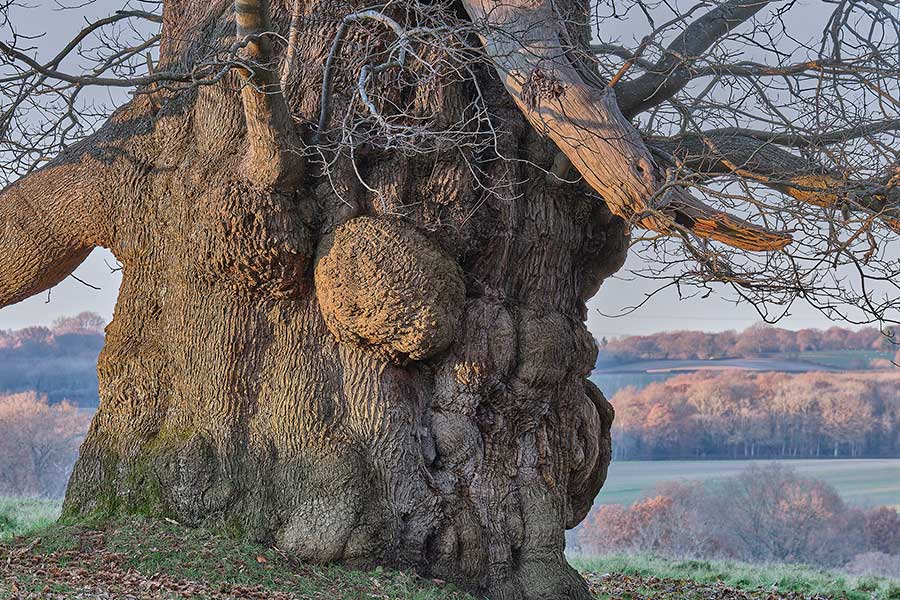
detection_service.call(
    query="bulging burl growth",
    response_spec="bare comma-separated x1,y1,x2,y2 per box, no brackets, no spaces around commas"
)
315,217,466,363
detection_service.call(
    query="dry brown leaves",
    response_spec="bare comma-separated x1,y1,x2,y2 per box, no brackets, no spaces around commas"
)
1,541,294,600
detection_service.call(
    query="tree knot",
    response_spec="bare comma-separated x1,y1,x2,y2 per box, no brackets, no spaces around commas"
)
521,68,566,110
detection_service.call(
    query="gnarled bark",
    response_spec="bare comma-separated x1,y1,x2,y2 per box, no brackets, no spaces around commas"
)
0,1,628,598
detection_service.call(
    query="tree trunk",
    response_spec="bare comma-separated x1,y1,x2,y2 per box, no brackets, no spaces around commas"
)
0,1,632,598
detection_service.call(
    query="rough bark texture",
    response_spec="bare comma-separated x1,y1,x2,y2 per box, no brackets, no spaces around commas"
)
458,0,791,252
0,1,627,598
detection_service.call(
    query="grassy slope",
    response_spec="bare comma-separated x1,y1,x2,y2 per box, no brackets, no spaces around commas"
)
1,502,899,599
790,350,894,370
596,459,900,508
592,350,896,397
1,516,477,600
0,498,62,540
574,554,900,600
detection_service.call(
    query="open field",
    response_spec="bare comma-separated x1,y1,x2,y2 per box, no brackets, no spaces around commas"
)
2,517,897,599
791,350,895,370
573,554,900,600
0,498,62,541
596,459,900,508
597,357,845,374
591,349,896,396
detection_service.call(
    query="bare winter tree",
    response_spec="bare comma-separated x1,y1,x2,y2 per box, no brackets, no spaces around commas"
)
0,0,898,597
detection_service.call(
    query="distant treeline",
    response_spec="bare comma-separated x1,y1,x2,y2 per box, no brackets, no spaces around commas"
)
0,392,91,498
0,312,104,407
612,370,900,460
598,324,897,364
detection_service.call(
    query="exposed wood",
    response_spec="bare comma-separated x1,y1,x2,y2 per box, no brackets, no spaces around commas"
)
458,0,791,251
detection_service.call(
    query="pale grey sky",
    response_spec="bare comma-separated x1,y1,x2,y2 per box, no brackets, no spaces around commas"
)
0,0,870,335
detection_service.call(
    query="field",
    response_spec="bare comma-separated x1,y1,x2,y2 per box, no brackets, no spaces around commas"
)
591,349,896,397
0,497,62,540
573,554,900,600
2,515,898,599
596,459,900,508
790,350,895,370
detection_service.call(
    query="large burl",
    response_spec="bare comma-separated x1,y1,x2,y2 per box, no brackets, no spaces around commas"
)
315,217,466,363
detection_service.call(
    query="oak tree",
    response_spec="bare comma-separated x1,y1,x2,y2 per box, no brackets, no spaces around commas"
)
0,0,898,597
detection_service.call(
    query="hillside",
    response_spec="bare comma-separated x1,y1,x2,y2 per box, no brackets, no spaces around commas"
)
592,325,898,397
610,370,900,460
0,314,104,407
2,513,897,600
594,459,900,508
596,324,897,366
4,317,897,409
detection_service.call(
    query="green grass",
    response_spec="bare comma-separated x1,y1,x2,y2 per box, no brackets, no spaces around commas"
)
596,459,900,507
790,350,895,370
573,554,900,600
0,497,62,540
0,516,477,599
4,511,898,599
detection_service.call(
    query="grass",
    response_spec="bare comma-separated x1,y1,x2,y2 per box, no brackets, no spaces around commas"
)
591,350,896,397
0,515,476,599
0,497,62,540
3,500,899,599
596,459,900,507
573,553,900,600
789,350,895,370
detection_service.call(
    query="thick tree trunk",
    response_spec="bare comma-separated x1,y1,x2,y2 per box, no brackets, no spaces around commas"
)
0,1,627,598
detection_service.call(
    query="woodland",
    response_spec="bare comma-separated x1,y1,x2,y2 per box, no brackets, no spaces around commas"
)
611,370,900,459
598,325,899,364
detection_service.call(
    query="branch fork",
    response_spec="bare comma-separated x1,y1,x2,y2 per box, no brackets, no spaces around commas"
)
234,0,304,188
457,0,791,252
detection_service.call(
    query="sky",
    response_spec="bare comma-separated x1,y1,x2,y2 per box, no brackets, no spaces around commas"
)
0,0,870,335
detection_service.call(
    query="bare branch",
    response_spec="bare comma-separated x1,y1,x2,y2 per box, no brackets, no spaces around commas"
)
233,0,304,187
649,131,900,229
614,0,773,118
671,121,900,149
459,0,791,251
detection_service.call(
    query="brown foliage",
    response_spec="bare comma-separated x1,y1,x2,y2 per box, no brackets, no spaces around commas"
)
579,464,868,568
580,504,637,553
0,392,92,498
717,465,865,565
865,507,900,555
611,371,900,460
